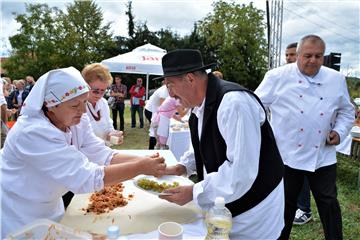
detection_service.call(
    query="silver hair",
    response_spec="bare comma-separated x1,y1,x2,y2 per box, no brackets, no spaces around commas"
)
296,34,326,53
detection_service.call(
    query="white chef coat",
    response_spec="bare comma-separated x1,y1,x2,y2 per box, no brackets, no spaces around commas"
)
145,85,169,113
145,85,169,137
1,112,114,237
255,63,354,171
179,91,284,239
86,98,114,140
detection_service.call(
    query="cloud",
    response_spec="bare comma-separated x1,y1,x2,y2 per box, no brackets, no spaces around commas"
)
281,0,359,76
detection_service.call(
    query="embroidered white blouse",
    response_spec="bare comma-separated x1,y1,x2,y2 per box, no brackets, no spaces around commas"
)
1,112,114,237
179,91,284,239
86,97,114,140
255,63,354,171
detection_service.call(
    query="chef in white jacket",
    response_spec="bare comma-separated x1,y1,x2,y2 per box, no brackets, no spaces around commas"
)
1,67,166,237
255,35,354,239
82,63,123,145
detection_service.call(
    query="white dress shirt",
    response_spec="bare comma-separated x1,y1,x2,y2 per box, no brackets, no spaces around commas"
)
179,91,284,239
1,112,114,237
255,63,354,171
145,85,169,113
86,98,114,140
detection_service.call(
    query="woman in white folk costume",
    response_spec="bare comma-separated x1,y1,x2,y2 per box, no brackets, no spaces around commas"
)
0,67,166,237
82,63,123,145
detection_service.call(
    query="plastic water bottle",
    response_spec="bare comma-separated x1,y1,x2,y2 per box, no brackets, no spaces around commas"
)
107,225,127,240
205,197,232,240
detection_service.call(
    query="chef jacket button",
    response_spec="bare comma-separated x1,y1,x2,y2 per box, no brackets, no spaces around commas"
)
318,130,321,133
320,97,323,100
320,112,324,116
301,110,304,114
299,95,303,98
298,144,302,147
300,128,304,131
298,80,302,84
315,145,319,148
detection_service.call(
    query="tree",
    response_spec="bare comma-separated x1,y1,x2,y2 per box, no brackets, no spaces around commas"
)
3,0,116,79
197,1,268,90
4,4,63,79
125,1,135,39
58,0,116,70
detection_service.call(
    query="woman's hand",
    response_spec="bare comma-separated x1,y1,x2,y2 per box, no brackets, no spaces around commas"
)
164,164,187,176
138,155,166,178
108,130,124,145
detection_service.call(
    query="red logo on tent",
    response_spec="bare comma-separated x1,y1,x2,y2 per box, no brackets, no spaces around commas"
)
126,66,136,70
142,56,159,61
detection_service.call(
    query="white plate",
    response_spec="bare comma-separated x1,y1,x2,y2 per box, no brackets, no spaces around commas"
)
133,175,193,196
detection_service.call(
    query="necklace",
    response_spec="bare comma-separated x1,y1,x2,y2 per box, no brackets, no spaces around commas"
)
87,102,101,121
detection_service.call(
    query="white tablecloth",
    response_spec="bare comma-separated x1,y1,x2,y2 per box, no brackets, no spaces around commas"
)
167,128,191,160
61,150,206,238
166,118,191,160
117,150,205,239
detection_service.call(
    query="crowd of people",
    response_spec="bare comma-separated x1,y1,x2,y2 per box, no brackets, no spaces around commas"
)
0,34,355,239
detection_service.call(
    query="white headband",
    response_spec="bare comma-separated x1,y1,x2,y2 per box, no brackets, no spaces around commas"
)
21,67,89,116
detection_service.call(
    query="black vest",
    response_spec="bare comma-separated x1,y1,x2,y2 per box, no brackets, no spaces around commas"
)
189,73,284,217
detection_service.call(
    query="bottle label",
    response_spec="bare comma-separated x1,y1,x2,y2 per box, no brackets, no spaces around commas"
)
206,217,232,240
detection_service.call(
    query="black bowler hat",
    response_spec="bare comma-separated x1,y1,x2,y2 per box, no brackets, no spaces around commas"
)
154,49,216,80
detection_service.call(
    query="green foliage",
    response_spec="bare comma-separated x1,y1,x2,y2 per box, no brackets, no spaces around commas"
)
346,76,360,98
5,3,62,79
197,1,268,90
57,0,116,70
125,1,135,38
3,0,116,79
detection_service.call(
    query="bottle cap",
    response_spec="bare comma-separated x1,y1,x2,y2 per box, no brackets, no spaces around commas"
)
107,225,120,239
215,197,225,208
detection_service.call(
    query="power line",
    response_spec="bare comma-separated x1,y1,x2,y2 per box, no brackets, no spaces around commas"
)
290,2,357,32
284,7,358,43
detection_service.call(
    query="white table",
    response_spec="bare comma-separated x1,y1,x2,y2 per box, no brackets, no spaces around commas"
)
167,122,191,160
61,150,206,239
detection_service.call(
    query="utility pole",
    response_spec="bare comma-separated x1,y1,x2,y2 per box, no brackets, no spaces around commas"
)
266,0,283,69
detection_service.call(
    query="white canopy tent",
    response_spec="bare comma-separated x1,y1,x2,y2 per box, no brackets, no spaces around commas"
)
101,43,166,99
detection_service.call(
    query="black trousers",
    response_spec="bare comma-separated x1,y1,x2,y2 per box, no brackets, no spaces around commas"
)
112,102,125,131
131,105,144,128
297,176,311,213
279,164,342,240
144,109,156,149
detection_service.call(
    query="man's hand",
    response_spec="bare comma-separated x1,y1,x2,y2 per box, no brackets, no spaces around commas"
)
326,130,340,145
159,185,193,206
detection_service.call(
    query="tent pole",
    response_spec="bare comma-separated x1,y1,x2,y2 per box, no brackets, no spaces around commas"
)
146,73,149,100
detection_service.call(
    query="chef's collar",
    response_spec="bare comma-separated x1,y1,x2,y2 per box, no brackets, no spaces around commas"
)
192,97,206,119
296,65,324,86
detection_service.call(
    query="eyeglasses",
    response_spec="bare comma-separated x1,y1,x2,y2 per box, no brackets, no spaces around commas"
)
91,88,106,95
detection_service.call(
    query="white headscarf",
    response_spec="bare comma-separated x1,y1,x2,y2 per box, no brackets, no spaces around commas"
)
21,67,90,116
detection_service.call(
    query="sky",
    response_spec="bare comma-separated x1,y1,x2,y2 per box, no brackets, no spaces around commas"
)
1,0,359,77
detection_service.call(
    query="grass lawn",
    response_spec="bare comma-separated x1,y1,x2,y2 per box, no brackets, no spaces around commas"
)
114,106,360,240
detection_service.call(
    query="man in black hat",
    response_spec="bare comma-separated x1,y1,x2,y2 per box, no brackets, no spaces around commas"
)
159,49,285,238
